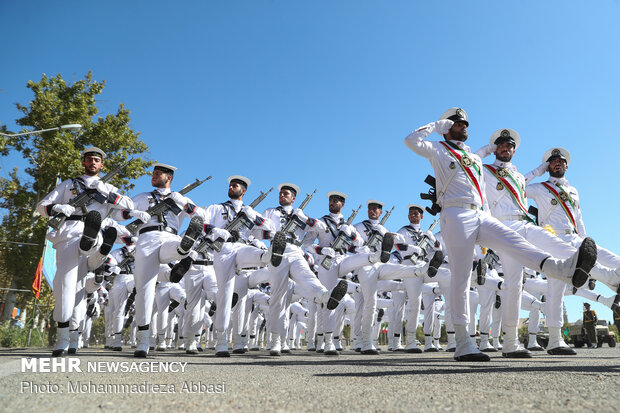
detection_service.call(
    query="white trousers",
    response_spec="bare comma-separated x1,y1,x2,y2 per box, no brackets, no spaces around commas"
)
109,274,134,335
134,231,186,327
269,246,326,335
213,243,264,332
440,208,548,326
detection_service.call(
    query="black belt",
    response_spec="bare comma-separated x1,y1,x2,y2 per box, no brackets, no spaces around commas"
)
66,215,86,221
119,271,132,275
194,260,213,266
139,225,178,235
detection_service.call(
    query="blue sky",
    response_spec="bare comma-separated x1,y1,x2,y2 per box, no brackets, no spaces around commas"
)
2,1,619,323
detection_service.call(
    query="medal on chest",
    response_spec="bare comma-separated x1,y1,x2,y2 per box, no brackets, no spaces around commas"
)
461,155,473,167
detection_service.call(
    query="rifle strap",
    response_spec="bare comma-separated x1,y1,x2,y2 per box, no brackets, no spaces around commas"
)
221,201,237,224
361,220,374,238
402,224,423,242
321,215,340,240
276,206,290,227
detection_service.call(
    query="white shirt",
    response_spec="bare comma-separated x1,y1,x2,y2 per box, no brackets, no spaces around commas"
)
203,199,274,241
527,176,586,236
130,187,206,233
481,159,530,221
405,125,487,208
38,174,133,218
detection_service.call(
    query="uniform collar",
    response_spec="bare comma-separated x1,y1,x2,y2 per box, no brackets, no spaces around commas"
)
154,187,171,195
411,223,421,230
229,199,243,211
447,139,471,153
281,205,293,214
80,174,99,185
548,176,570,186
329,212,343,223
492,159,517,172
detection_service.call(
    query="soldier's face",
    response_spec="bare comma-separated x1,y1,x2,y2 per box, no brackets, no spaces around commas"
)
151,169,172,188
329,196,344,214
408,208,423,224
279,189,295,206
82,155,104,176
548,158,568,178
448,121,468,142
228,182,246,200
495,142,515,162
368,204,382,220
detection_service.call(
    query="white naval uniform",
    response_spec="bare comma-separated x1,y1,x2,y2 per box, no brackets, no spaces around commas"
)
203,199,275,334
182,247,217,346
478,156,584,345
262,205,332,338
127,188,206,334
302,213,374,340
405,122,553,357
528,176,620,327
37,174,133,325
421,283,442,349
352,219,425,351
107,246,136,348
396,223,438,346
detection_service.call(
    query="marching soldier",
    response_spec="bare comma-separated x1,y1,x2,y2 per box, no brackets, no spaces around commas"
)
404,108,598,361
37,147,133,357
199,175,285,357
261,183,349,356
119,163,207,357
526,148,620,354
302,191,394,355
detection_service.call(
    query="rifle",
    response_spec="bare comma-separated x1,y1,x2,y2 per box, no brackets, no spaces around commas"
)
409,219,439,262
117,249,135,271
365,206,395,250
321,204,362,270
476,248,500,285
47,158,133,230
481,248,500,270
209,187,274,253
125,176,212,235
281,189,317,234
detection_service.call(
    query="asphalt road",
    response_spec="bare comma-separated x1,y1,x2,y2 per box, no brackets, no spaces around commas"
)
1,346,618,413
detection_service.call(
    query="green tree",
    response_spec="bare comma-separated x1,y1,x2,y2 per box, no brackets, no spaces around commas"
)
0,71,151,320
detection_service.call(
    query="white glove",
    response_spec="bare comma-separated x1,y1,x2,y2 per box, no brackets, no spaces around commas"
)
92,180,110,197
207,228,231,242
130,210,151,222
434,119,454,135
532,161,550,177
393,233,406,245
476,143,497,158
339,224,354,238
356,245,371,254
241,205,257,222
251,239,268,250
167,192,188,207
293,208,309,223
321,247,336,258
373,226,388,236
52,204,76,217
